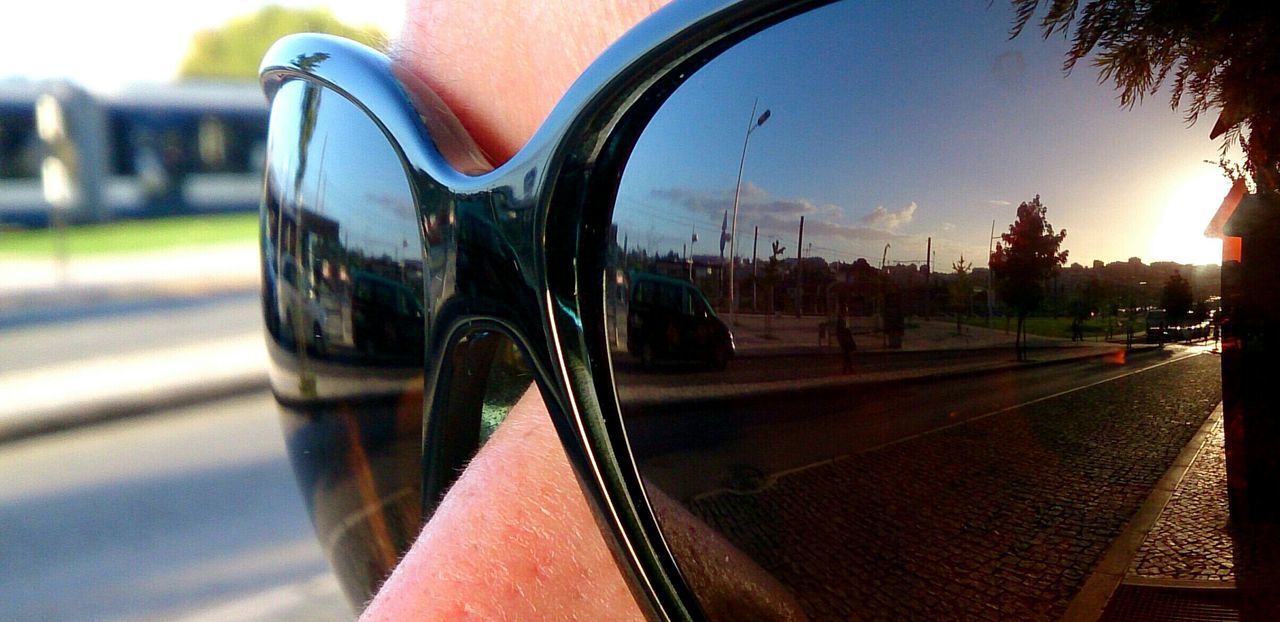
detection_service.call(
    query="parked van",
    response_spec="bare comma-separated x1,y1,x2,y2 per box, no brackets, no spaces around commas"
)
626,272,734,369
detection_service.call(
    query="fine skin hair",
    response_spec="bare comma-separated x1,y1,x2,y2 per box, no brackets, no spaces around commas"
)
363,1,806,619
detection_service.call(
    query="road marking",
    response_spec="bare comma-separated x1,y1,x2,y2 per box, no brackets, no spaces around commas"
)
693,350,1207,500
866,350,1204,455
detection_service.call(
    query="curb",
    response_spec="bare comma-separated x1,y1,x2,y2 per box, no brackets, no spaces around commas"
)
621,343,1154,407
1062,402,1224,621
731,342,1115,360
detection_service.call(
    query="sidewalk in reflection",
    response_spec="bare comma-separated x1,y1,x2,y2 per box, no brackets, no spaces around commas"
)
614,316,1135,407
727,314,1067,355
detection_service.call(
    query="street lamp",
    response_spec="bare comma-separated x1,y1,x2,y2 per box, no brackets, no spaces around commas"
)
728,99,771,326
881,243,891,345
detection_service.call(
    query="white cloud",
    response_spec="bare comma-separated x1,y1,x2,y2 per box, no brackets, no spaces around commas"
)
986,200,1012,208
859,202,917,231
646,185,896,243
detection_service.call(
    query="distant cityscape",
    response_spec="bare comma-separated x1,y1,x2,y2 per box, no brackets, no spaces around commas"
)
616,232,1219,318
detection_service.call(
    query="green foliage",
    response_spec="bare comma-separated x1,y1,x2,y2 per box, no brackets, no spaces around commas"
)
179,5,386,81
961,314,1137,340
990,196,1068,359
950,255,972,334
765,239,786,282
1162,270,1194,323
950,255,972,312
0,214,257,256
991,196,1069,316
1009,0,1280,192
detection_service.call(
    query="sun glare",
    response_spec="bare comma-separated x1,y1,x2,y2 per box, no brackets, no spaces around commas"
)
1149,167,1231,265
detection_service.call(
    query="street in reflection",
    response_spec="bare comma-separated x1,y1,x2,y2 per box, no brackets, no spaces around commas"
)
604,2,1234,619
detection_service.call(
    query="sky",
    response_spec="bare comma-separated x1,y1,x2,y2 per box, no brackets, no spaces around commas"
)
0,0,1233,267
0,0,403,92
616,2,1235,269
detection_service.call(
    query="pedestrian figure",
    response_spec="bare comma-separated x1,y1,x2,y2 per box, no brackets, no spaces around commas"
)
836,311,855,374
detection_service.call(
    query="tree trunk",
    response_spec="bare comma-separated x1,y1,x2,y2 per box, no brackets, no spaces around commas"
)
1016,313,1027,361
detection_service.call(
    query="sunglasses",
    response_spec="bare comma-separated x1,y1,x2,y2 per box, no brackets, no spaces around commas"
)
259,0,1228,619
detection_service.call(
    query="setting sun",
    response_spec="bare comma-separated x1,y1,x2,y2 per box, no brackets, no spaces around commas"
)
1149,167,1232,265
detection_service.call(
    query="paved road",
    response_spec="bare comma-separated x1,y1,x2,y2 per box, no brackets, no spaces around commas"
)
0,291,260,373
650,349,1221,620
627,345,1204,499
0,392,352,622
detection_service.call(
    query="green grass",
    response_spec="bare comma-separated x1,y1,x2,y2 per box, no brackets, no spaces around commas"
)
961,315,1147,340
0,213,258,257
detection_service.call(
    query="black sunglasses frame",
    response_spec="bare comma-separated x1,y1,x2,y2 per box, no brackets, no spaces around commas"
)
260,1,833,618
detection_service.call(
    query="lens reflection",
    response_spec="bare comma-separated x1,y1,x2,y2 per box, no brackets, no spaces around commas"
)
607,1,1223,619
261,79,426,603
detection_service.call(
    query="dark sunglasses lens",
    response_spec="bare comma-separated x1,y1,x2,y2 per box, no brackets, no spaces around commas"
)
262,79,427,602
606,2,1223,619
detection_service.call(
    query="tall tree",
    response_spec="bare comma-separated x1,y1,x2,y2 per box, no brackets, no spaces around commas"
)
179,6,386,81
1009,0,1280,192
1162,270,1194,325
762,239,786,336
990,196,1069,360
950,255,973,335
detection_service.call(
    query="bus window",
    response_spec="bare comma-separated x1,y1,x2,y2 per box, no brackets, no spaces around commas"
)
0,105,39,180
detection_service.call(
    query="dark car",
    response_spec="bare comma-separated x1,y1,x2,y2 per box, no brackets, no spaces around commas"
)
1145,309,1168,343
351,270,425,360
626,272,734,369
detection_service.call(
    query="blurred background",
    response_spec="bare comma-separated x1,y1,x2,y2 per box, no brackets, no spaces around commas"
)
0,3,399,620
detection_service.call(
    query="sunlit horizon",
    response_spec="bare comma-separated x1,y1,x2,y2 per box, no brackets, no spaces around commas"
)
0,1,403,92
1147,165,1232,266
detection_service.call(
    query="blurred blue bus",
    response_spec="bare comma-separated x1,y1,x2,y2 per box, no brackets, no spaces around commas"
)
0,81,267,227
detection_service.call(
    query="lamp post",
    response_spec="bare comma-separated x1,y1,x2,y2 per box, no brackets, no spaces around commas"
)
880,243,891,345
728,99,771,326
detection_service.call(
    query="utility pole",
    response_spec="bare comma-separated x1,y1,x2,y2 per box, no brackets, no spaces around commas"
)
987,220,997,327
688,227,697,282
880,243,891,345
925,236,932,319
795,216,805,317
751,226,759,312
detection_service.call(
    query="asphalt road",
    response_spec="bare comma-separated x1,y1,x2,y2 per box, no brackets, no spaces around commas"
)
626,344,1211,500
0,291,261,374
0,392,352,622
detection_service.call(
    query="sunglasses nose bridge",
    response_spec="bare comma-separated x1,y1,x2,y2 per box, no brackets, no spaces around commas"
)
439,184,545,335
419,184,554,515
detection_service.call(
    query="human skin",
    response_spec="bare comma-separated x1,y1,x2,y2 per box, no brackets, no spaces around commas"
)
362,1,807,620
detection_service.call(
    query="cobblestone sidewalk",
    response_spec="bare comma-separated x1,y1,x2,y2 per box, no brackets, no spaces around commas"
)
1128,413,1233,583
